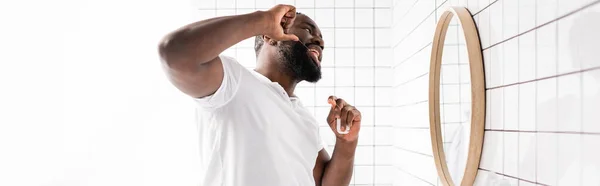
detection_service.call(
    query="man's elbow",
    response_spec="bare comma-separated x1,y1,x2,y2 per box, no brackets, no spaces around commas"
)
158,32,181,66
158,29,197,71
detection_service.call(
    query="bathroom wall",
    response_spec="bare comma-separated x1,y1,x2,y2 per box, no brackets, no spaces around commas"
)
193,0,395,185
392,0,600,185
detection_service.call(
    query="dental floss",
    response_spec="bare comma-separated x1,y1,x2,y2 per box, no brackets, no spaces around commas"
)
328,99,350,134
336,118,350,134
296,40,310,50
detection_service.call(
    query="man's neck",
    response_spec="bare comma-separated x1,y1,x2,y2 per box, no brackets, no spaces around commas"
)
255,65,299,97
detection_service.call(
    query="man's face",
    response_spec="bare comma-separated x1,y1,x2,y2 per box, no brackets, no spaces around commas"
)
276,14,325,83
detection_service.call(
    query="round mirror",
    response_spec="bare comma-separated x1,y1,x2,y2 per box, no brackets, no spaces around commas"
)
429,7,485,186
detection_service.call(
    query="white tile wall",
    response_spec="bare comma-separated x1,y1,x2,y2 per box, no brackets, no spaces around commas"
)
537,0,558,26
503,38,519,85
536,22,558,79
392,0,600,185
583,70,600,133
518,82,536,131
558,133,582,185
519,31,536,82
557,14,579,74
557,73,582,132
480,131,504,173
582,135,600,185
490,88,504,130
503,0,519,39
503,85,518,130
490,43,504,88
519,132,537,182
536,78,557,131
519,0,536,33
536,133,558,185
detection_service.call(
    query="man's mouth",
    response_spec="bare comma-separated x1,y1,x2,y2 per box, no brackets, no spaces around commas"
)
295,40,322,66
307,48,320,66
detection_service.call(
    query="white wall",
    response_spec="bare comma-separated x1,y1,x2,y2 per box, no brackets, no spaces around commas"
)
391,0,600,185
0,0,203,185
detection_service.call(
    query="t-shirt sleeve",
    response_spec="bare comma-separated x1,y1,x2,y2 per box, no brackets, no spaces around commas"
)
318,130,327,151
316,125,327,151
194,55,244,109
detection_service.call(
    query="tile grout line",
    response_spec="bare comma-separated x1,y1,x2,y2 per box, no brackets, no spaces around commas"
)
516,1,521,184
390,0,421,29
471,0,499,16
392,42,433,69
392,71,428,88
365,0,377,184
484,129,600,135
579,29,584,184
486,66,600,90
393,126,432,129
554,0,560,183
395,166,437,186
482,0,600,51
534,0,538,182
501,0,505,179
478,168,550,186
392,4,438,49
395,100,428,108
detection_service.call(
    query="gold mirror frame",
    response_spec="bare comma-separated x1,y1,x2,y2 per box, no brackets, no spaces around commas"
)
428,7,485,186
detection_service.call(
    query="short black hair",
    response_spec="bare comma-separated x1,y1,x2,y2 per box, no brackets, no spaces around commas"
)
254,12,303,57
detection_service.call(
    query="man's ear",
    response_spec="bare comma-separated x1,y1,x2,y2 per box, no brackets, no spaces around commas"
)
263,35,277,46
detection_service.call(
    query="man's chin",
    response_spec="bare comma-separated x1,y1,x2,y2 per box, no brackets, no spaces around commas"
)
303,73,322,83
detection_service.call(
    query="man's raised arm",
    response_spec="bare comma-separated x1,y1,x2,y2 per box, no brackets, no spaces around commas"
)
158,5,299,98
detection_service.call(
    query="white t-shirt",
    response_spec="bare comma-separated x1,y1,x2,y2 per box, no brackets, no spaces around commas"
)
194,55,324,186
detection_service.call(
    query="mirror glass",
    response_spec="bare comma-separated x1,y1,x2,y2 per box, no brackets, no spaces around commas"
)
439,16,471,185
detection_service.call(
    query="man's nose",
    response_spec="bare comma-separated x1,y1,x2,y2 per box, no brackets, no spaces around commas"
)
309,36,324,48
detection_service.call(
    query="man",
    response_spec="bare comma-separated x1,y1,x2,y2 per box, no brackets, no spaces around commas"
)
158,4,361,186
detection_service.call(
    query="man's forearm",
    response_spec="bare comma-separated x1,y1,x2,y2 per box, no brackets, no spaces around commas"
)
159,11,266,68
321,139,357,186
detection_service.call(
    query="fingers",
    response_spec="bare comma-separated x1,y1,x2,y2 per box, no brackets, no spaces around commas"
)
327,96,337,108
344,107,361,128
325,96,361,137
282,12,296,29
271,33,299,42
283,7,296,17
334,98,347,109
280,10,296,41
271,4,295,14
342,105,361,130
266,4,298,42
327,96,337,102
326,103,337,126
275,4,295,15
275,4,296,30
326,96,357,131
340,105,349,131
282,34,299,41
326,96,338,125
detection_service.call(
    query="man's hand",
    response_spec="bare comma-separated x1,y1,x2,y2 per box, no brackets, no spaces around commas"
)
326,96,361,143
260,4,300,42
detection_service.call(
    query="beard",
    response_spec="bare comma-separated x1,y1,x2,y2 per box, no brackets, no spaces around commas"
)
276,41,322,83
